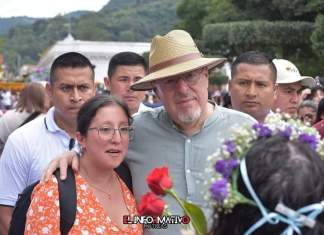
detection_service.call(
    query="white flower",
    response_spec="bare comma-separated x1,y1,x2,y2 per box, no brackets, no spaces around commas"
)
81,230,89,235
41,226,49,233
47,190,53,197
80,184,87,191
95,226,104,233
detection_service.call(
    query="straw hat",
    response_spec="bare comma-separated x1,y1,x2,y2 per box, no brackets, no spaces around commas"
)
131,30,226,91
272,59,315,88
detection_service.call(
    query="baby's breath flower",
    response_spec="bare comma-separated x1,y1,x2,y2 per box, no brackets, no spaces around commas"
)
204,113,324,212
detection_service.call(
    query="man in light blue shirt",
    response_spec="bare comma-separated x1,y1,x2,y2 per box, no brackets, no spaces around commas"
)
129,30,255,235
0,52,96,234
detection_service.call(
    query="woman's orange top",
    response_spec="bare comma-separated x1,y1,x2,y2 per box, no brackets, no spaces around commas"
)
25,172,143,235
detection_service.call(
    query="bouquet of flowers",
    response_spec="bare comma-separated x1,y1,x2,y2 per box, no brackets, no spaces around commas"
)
205,113,324,213
137,166,207,235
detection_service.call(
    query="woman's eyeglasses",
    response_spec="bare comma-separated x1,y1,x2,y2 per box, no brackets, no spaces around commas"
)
88,126,134,140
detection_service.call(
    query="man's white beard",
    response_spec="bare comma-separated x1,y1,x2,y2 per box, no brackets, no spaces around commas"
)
177,106,202,124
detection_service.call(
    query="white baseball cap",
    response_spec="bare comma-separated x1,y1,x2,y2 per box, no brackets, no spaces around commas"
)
272,59,315,87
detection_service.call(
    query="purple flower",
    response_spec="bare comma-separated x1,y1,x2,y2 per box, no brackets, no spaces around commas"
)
253,123,272,138
298,133,318,150
214,159,238,178
279,127,292,139
210,178,228,202
224,140,236,154
36,67,44,74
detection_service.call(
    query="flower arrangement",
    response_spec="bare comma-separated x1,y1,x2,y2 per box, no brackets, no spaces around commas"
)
137,166,207,235
205,113,324,213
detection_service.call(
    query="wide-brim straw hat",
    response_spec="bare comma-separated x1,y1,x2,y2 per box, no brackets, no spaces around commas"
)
131,30,226,91
272,59,315,88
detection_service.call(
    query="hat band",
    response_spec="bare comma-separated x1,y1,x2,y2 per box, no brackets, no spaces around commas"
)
149,53,201,73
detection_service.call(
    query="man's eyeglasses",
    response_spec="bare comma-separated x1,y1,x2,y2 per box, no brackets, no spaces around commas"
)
88,126,134,140
155,69,203,89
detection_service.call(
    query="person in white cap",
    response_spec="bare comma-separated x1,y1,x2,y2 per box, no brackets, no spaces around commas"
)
41,29,256,235
272,59,315,117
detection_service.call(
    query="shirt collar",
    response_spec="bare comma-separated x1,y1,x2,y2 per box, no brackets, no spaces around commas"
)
44,107,77,150
44,107,63,133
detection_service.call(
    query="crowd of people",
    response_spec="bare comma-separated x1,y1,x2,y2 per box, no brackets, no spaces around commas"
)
0,29,324,235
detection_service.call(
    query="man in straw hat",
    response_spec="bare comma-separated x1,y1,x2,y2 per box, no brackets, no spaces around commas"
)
42,30,256,234
272,59,315,117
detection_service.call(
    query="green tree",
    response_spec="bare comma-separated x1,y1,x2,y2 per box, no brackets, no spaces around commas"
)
311,14,324,57
176,0,209,38
231,0,324,21
203,21,314,58
0,36,5,51
204,0,248,23
1,0,180,73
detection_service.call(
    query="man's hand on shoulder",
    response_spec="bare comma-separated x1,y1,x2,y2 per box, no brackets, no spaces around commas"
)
41,151,79,182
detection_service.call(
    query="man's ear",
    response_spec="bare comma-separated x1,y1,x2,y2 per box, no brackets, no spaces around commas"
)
104,77,111,91
46,83,53,99
228,79,233,96
273,84,278,100
202,67,209,78
152,86,161,100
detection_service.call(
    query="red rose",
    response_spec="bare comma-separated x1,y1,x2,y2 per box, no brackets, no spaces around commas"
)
137,192,165,216
146,166,173,195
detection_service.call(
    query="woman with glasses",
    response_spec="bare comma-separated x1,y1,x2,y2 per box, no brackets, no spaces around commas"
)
24,95,143,235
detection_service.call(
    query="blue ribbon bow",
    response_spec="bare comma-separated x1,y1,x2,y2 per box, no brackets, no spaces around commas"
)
240,158,324,235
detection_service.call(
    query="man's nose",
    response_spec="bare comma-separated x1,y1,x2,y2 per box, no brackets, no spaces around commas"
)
127,79,137,92
246,84,257,97
290,92,301,104
174,77,189,93
70,88,81,102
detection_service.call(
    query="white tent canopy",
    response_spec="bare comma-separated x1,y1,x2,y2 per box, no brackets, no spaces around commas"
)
37,34,151,82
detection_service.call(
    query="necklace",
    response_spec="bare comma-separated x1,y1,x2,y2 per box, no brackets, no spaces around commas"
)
87,181,112,199
81,166,115,200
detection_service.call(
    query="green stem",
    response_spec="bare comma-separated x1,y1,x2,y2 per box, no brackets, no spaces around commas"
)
165,189,204,235
232,169,238,191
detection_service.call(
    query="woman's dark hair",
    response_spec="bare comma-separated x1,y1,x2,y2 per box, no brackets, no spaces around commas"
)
212,135,324,235
77,95,133,136
316,98,324,123
305,87,324,102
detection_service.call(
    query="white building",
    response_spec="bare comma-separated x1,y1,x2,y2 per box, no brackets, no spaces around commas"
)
37,34,151,82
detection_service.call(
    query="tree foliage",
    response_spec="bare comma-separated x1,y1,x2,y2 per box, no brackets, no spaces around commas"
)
177,0,324,75
311,14,324,57
0,17,36,35
1,0,180,73
177,0,324,38
203,0,249,24
203,21,314,58
231,0,324,21
176,0,209,38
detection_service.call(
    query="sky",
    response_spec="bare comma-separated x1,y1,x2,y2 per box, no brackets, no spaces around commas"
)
0,0,110,18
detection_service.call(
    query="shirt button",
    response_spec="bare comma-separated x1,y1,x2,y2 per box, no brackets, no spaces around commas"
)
187,139,191,143
186,169,191,174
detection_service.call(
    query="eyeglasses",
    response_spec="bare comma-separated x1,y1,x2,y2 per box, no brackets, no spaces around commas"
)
300,114,315,123
155,69,203,89
88,126,134,140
